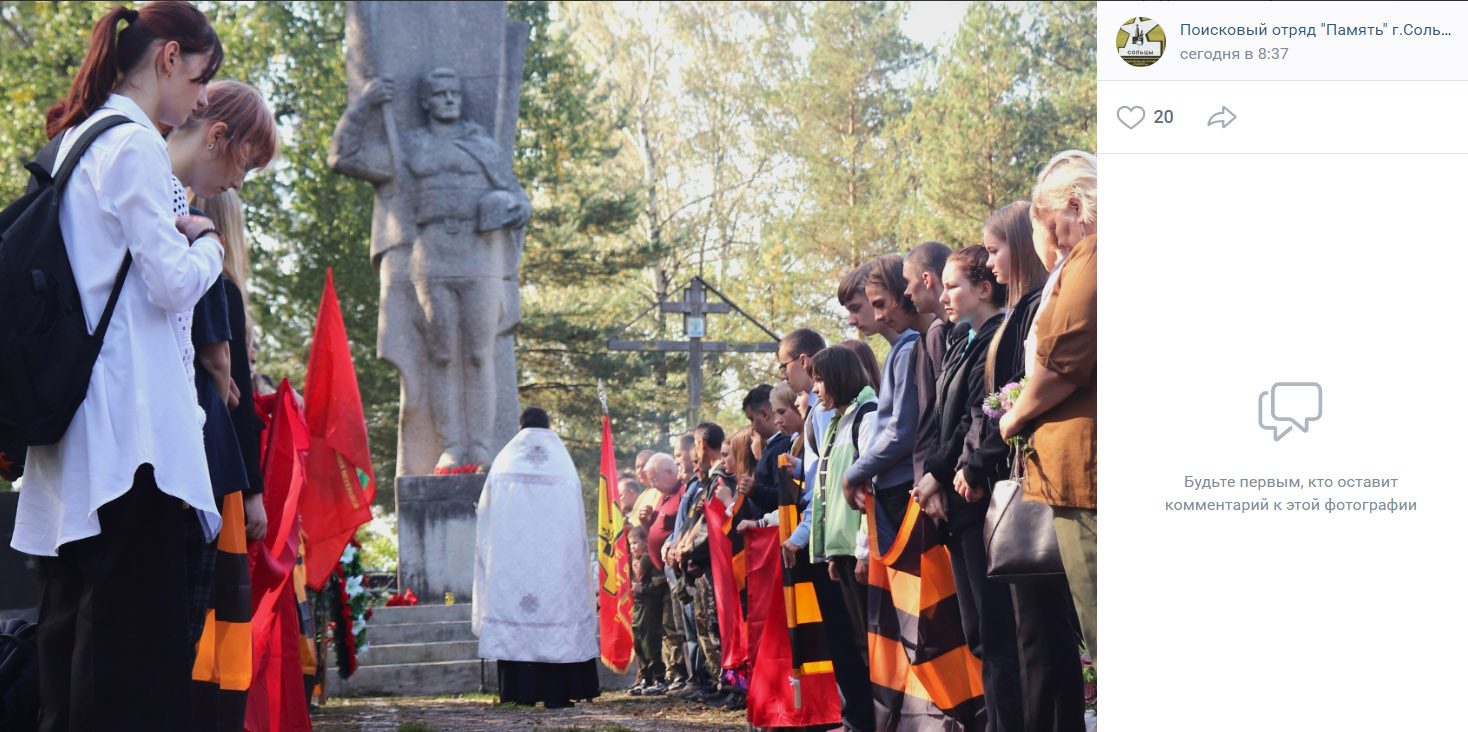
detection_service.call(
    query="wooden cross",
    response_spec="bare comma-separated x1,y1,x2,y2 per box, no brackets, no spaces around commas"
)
608,276,778,428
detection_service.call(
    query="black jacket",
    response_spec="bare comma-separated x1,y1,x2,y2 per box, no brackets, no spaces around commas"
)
926,313,1004,485
962,287,1045,495
749,431,793,514
925,314,1003,531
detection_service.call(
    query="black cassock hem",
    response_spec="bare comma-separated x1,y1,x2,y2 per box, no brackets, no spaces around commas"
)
496,658,601,706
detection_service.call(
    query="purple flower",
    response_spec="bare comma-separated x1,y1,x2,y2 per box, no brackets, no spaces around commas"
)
1083,681,1096,705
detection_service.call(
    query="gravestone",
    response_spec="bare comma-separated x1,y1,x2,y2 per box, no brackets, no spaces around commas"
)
329,1,531,603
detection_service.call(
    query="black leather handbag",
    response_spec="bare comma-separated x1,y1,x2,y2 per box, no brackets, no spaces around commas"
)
984,446,1066,582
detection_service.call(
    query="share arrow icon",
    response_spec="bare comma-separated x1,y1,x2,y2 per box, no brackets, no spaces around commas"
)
1208,106,1237,128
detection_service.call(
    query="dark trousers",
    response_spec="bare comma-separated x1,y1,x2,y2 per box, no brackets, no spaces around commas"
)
949,500,1084,732
827,555,869,665
35,466,192,732
814,561,876,732
874,482,915,534
636,576,672,683
948,515,1023,732
1010,578,1086,732
631,585,665,683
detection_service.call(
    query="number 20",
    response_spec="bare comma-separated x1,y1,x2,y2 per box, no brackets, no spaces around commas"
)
1154,110,1173,124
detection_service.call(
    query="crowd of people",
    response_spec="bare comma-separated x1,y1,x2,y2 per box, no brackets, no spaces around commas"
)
615,149,1097,732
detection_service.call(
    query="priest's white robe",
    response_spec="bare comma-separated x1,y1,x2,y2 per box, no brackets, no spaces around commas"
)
472,427,598,663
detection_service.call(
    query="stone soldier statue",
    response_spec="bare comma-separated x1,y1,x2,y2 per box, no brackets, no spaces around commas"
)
330,67,531,471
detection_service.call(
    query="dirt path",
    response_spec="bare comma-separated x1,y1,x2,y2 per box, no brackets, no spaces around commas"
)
310,693,749,732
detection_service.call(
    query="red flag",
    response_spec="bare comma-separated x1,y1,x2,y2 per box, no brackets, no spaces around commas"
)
744,527,841,728
595,412,633,673
300,269,376,589
245,381,313,732
249,382,309,628
705,494,748,670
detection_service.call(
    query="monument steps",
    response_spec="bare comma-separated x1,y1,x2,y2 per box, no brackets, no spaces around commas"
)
331,603,482,697
371,603,471,624
328,603,637,698
334,659,486,698
359,639,480,666
369,619,474,646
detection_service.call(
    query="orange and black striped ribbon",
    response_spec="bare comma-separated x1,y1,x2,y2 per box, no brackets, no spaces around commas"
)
866,496,985,731
192,490,253,729
724,494,752,618
777,455,834,680
295,526,320,700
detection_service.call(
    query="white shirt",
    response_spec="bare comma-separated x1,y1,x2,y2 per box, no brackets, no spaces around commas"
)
12,95,224,556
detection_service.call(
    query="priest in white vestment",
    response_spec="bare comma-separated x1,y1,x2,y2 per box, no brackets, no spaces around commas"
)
473,407,600,707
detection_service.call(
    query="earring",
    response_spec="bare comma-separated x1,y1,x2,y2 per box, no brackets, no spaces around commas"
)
207,143,215,150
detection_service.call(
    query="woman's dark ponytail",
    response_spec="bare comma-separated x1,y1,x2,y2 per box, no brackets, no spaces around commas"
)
45,2,222,139
46,6,131,139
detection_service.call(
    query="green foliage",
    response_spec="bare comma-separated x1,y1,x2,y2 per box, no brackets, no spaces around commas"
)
0,1,101,202
355,505,398,575
902,2,1097,247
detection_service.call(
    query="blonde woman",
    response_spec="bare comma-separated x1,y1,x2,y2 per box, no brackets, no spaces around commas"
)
1000,150,1098,669
193,189,266,539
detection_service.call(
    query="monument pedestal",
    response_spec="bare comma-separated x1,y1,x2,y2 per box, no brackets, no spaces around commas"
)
396,473,482,601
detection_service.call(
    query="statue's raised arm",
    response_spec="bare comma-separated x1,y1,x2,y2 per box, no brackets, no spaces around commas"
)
329,77,397,184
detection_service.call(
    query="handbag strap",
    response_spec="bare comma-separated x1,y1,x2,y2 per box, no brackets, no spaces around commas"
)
1008,442,1026,483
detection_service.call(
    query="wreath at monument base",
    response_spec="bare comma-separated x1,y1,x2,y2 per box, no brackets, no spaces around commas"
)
322,540,371,679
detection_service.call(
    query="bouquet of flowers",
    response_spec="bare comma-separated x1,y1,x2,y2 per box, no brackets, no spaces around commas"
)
981,378,1027,420
981,378,1034,456
433,463,482,475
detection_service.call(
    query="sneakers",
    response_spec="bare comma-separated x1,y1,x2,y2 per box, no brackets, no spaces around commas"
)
641,680,668,696
628,681,647,696
665,678,689,693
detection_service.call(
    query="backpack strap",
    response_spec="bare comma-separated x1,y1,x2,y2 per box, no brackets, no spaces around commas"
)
849,400,878,459
30,115,137,338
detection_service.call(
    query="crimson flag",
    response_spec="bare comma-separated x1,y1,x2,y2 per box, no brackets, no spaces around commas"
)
744,526,841,728
245,381,313,732
705,494,748,670
595,412,634,673
300,269,376,589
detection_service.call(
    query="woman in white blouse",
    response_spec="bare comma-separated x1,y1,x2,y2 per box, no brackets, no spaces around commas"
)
9,4,229,729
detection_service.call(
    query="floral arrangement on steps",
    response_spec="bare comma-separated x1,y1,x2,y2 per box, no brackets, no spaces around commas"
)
322,539,371,678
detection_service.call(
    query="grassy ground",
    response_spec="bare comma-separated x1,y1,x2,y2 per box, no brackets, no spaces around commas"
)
309,692,749,732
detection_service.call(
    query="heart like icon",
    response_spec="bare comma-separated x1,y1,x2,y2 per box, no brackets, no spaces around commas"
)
1116,105,1145,129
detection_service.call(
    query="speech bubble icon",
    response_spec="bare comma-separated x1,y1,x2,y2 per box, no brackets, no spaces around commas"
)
1270,382,1323,434
1258,391,1291,441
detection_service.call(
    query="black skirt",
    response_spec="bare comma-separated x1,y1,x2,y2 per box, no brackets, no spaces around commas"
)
497,659,601,706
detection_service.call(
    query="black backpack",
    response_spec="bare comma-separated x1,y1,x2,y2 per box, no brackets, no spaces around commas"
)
0,618,38,732
0,115,134,446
